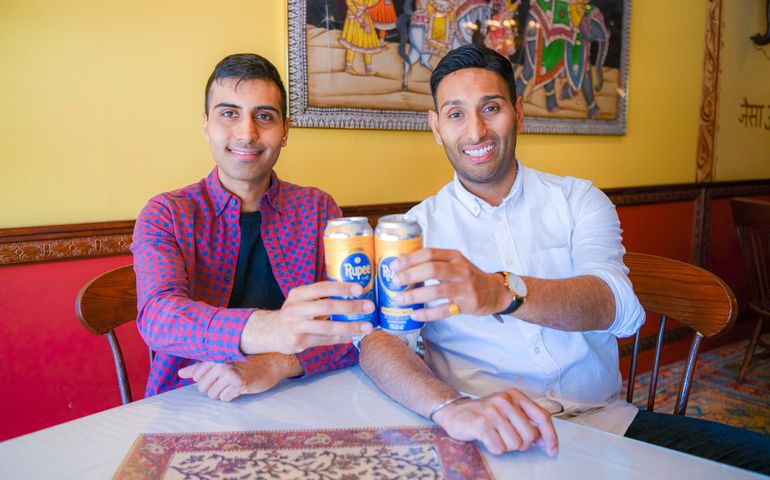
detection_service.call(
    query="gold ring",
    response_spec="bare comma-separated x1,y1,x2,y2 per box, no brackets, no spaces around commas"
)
448,303,460,316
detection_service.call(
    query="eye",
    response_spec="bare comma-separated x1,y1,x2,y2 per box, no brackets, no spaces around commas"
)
255,112,275,121
482,104,500,113
221,110,237,118
447,110,463,119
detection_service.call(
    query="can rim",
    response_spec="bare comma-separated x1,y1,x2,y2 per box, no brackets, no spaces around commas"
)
376,214,419,229
327,216,370,225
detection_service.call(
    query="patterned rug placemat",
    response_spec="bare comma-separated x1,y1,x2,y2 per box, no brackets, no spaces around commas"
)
626,334,770,434
114,426,493,480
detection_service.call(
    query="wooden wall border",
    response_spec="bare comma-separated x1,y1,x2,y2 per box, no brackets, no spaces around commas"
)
695,0,723,183
1,180,769,267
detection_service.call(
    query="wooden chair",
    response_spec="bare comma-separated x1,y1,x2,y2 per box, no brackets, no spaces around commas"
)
624,252,737,415
730,197,770,383
75,265,139,405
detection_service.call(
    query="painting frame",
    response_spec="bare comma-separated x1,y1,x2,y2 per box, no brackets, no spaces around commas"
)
288,0,631,135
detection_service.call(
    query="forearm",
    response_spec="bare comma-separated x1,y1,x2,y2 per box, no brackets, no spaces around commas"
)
512,275,615,331
360,330,458,418
138,293,251,361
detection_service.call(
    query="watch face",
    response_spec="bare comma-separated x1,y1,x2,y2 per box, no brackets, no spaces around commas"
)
509,274,527,297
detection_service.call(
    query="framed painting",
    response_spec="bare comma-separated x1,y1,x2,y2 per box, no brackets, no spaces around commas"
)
288,0,631,134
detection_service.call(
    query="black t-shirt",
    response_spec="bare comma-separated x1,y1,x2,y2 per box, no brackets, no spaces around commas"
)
227,211,286,310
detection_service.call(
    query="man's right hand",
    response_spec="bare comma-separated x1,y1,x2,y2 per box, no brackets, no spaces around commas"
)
432,388,559,457
239,281,374,355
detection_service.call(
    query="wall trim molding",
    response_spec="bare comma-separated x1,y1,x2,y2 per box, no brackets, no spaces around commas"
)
2,179,769,266
695,0,723,183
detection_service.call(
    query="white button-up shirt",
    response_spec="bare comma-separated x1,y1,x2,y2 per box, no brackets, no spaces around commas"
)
408,162,645,434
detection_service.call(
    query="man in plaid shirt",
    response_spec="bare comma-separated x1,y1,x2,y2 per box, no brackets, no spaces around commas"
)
131,54,373,400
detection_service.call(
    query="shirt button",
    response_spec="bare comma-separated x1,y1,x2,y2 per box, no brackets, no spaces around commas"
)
534,346,541,354
494,214,502,222
505,257,513,265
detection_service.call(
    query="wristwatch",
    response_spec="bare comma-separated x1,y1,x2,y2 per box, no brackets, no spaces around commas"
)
496,271,527,315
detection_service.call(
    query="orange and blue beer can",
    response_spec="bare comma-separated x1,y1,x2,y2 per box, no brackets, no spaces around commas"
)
375,214,424,333
323,217,377,326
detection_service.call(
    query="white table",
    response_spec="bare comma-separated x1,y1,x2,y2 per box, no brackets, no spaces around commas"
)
0,367,761,479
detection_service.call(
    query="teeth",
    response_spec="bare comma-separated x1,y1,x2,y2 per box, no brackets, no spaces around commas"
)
464,144,493,157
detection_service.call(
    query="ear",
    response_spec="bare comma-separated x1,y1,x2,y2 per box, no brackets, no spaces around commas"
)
202,112,211,143
427,110,443,145
282,116,290,147
515,96,524,134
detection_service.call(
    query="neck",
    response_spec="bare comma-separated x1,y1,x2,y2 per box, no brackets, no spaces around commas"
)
219,172,271,213
460,162,518,207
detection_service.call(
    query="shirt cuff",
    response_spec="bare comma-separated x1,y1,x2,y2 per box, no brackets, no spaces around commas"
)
204,307,254,361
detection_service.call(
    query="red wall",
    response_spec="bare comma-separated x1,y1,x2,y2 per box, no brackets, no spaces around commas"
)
0,255,149,441
0,196,765,441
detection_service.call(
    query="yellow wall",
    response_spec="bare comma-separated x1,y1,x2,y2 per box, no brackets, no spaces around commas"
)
714,0,770,180
0,0,715,228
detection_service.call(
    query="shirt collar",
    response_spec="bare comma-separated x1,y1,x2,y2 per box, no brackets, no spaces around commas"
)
205,168,284,217
452,159,524,216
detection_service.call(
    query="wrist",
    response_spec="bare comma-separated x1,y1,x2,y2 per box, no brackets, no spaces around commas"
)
240,310,275,354
429,394,471,423
495,272,527,315
262,352,304,379
492,272,514,313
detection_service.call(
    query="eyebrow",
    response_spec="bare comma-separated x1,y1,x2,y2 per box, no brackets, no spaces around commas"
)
440,94,507,111
212,103,280,114
480,94,506,103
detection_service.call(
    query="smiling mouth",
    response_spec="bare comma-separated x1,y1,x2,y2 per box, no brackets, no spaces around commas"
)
462,143,495,161
229,148,261,161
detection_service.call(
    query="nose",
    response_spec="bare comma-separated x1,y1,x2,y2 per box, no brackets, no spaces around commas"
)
235,116,258,143
467,111,488,143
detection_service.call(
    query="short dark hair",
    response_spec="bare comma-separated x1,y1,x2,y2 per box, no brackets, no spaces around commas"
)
429,43,517,110
204,53,287,119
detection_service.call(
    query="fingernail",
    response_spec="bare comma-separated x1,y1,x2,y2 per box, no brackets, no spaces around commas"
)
360,323,373,333
351,284,363,295
363,301,374,312
410,312,422,321
391,275,401,287
391,259,401,271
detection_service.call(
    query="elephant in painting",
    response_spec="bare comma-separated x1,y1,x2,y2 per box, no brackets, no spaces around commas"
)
514,0,610,118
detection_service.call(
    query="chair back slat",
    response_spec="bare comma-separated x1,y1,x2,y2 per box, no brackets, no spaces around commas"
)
646,316,667,412
624,252,737,415
674,333,703,416
626,331,641,403
731,198,770,313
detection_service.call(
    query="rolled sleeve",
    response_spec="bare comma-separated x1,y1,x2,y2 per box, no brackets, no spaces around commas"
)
570,185,645,338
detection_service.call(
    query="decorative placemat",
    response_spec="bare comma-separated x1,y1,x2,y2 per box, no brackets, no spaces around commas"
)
113,426,493,479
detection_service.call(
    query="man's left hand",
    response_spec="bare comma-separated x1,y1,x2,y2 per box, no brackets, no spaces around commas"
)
178,353,303,401
390,248,511,321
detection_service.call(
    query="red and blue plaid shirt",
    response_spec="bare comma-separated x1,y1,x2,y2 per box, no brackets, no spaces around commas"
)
131,168,357,396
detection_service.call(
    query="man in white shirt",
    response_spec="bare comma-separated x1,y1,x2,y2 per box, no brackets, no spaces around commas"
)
359,44,769,474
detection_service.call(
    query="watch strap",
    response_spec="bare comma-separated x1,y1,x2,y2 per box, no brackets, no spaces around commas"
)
496,271,525,315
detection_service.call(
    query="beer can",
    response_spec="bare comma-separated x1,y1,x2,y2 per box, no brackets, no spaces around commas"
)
323,217,376,325
375,214,424,333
